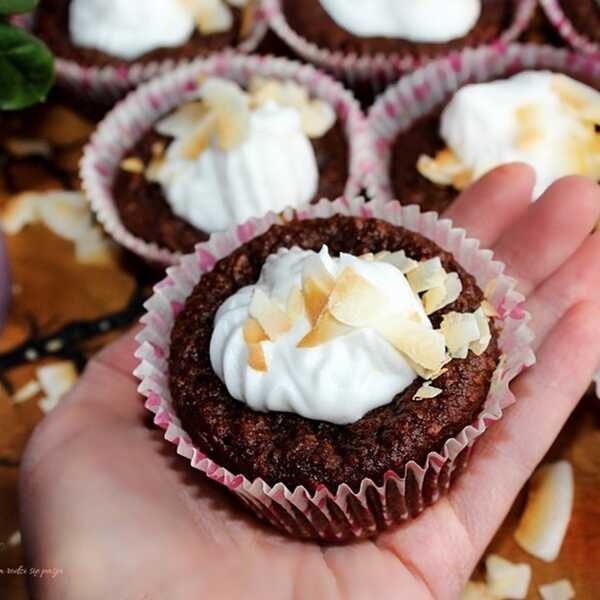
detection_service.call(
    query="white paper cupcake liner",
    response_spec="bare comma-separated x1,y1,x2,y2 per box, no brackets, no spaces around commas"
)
539,0,600,55
81,53,374,266
17,7,268,107
134,195,535,542
263,0,536,90
365,43,600,204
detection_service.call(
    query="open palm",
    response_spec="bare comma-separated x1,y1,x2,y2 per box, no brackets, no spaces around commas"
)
19,165,600,600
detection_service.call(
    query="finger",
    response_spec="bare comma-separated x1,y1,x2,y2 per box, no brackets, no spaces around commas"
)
92,325,142,377
446,299,600,572
378,300,600,598
444,163,534,248
525,229,600,348
492,176,600,297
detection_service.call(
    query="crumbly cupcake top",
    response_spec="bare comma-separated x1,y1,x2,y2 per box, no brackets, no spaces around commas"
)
210,243,493,424
318,0,481,43
119,77,336,234
69,0,254,60
417,71,600,199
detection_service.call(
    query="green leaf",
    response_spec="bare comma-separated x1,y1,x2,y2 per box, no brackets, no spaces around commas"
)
0,0,39,16
0,22,54,110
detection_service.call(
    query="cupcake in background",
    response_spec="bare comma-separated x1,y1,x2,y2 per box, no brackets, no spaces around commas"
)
367,45,600,212
81,55,371,264
31,0,266,103
540,0,600,55
266,0,535,87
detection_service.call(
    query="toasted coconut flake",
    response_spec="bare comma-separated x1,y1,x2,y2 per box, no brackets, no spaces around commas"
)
375,315,447,372
375,250,419,273
13,380,42,404
327,268,384,328
39,396,60,414
4,137,51,158
460,581,498,600
297,310,352,348
201,78,250,149
249,288,291,341
247,342,267,372
515,461,574,562
300,101,337,138
151,142,166,158
481,300,499,318
1,193,39,234
38,192,91,242
417,148,473,189
413,382,442,400
406,257,447,294
440,312,481,358
156,102,209,138
120,157,144,174
302,254,335,325
74,228,116,266
470,307,492,355
243,318,268,344
286,286,305,321
37,361,78,402
485,554,531,599
423,272,463,315
181,0,233,34
177,113,218,160
539,579,576,600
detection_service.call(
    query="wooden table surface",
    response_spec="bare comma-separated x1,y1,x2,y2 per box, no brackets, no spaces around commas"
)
1,9,599,599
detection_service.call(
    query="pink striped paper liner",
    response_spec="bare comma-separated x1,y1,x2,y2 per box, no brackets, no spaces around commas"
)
263,0,536,90
366,43,600,204
81,53,373,266
133,195,535,542
16,8,268,107
539,0,600,55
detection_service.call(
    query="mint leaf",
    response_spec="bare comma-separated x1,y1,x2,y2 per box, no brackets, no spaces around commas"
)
0,0,39,16
0,22,54,110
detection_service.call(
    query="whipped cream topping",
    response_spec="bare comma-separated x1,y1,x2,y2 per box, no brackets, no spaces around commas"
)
69,0,196,60
319,0,481,43
210,246,433,425
419,71,600,198
153,100,319,234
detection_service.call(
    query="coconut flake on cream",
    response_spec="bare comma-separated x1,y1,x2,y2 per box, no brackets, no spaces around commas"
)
145,77,336,234
418,71,600,199
210,245,490,425
69,0,245,60
319,0,481,43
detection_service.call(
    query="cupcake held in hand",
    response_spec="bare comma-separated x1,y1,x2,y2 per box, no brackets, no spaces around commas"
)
135,199,533,541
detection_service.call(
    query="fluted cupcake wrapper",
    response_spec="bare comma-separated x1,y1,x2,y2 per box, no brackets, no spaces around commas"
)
133,195,535,542
365,43,600,204
16,9,268,108
539,0,600,55
263,0,536,92
81,53,374,266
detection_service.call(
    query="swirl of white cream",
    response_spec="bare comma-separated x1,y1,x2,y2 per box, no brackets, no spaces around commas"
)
210,246,432,425
319,0,481,43
154,101,319,234
69,0,199,60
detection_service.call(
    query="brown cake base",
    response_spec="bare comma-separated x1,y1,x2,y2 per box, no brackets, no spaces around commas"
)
113,123,349,254
281,0,514,59
169,215,500,493
34,0,250,68
558,0,600,44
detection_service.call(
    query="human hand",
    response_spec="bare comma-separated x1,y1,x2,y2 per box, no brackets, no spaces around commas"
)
19,165,600,599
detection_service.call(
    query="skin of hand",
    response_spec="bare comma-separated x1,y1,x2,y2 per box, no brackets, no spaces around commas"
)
19,165,600,600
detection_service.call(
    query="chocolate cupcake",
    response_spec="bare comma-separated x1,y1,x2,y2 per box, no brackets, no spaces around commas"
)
265,0,535,87
82,55,372,264
367,44,600,212
135,197,533,541
30,0,267,104
540,0,600,54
